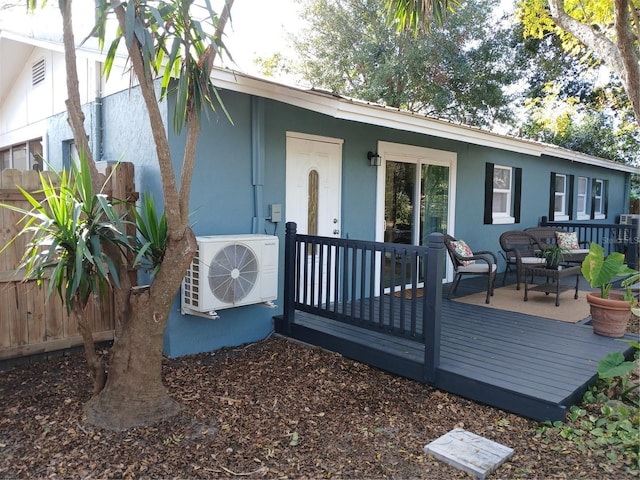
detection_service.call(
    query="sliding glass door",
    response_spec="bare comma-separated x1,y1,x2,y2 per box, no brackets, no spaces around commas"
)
378,142,456,290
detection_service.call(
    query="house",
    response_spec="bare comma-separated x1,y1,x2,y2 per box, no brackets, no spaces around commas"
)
1,30,637,359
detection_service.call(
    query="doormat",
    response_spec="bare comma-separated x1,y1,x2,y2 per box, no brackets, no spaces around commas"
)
392,288,423,299
452,285,591,323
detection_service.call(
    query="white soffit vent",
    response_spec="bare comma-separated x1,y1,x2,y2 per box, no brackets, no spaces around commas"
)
32,58,45,86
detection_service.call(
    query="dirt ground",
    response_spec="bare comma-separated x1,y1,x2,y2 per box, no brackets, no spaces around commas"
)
1,318,638,479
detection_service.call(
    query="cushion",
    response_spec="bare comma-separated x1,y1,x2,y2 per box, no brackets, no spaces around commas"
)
555,231,579,250
451,239,475,266
458,263,497,273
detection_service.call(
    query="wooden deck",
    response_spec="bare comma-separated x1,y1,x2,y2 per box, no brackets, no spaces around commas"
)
274,274,637,422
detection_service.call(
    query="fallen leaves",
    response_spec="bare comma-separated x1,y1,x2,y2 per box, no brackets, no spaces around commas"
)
0,336,636,479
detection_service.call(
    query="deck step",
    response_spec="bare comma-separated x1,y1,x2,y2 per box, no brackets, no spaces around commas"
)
424,428,514,479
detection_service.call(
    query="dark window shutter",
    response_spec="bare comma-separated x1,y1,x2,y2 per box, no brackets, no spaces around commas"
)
604,180,609,217
568,175,574,220
484,163,494,224
514,167,522,224
549,172,556,221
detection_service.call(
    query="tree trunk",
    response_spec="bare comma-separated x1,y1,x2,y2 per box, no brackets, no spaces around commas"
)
75,303,107,396
84,231,197,430
83,285,181,430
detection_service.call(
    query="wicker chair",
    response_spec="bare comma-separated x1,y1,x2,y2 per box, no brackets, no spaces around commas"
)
499,230,546,290
524,226,589,264
443,234,497,304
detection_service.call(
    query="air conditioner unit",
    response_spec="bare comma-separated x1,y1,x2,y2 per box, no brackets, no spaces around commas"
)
619,214,640,225
181,234,278,316
617,215,639,242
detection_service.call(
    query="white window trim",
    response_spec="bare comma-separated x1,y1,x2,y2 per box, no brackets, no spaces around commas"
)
576,176,588,220
554,174,568,220
492,165,515,224
593,178,605,219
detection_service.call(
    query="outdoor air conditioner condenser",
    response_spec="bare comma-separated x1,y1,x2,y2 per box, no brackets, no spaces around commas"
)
181,234,279,315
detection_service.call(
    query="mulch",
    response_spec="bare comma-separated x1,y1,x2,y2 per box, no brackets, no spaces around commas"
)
0,321,638,478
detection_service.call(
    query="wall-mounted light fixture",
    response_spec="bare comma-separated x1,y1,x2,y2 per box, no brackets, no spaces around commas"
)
367,151,381,167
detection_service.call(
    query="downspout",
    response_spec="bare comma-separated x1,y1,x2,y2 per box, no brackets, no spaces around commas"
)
94,61,103,162
251,96,266,234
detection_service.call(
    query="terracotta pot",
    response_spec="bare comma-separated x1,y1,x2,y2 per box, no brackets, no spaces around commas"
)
586,292,631,338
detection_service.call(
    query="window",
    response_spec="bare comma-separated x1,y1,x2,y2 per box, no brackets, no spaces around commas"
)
592,179,607,219
0,139,43,170
493,166,512,221
0,149,10,170
577,176,588,220
554,174,568,220
549,172,573,221
484,163,521,224
307,170,319,236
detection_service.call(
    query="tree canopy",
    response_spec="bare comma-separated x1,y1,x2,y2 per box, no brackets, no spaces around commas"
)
517,0,640,125
290,0,520,128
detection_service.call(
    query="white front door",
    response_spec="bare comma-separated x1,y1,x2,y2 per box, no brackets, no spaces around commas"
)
286,132,343,304
285,133,343,236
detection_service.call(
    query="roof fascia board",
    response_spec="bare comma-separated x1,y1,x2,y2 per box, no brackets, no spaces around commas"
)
212,70,541,155
1,30,115,63
212,69,635,174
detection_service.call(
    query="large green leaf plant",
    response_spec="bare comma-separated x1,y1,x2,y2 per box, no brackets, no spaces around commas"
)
581,242,639,304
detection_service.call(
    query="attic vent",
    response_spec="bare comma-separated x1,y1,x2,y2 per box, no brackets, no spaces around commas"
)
32,59,46,86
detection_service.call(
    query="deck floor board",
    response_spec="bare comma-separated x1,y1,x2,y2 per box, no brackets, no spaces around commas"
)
276,275,636,421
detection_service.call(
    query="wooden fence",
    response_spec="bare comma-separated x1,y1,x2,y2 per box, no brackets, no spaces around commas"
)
0,163,136,362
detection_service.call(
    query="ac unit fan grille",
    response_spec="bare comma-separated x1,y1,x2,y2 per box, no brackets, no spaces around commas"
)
208,244,259,304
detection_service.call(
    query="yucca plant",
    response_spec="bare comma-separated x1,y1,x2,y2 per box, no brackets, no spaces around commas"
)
3,153,132,310
133,192,168,277
0,151,133,393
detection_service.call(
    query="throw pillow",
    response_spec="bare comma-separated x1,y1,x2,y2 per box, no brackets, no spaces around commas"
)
451,239,475,266
555,231,579,250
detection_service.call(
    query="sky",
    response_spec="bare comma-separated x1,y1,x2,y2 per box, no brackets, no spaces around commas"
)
216,0,303,75
0,0,303,77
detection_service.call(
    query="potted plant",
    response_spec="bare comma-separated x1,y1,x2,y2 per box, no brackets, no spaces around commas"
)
542,244,565,269
581,242,639,337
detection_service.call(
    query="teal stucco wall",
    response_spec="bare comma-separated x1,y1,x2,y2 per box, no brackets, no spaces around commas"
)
46,83,632,358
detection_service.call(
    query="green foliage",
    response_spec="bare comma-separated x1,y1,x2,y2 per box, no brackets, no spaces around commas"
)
0,152,132,313
292,0,519,128
517,0,616,63
133,192,168,276
515,0,639,166
519,83,640,165
536,344,640,475
95,0,231,134
384,0,460,33
581,242,639,300
542,244,565,267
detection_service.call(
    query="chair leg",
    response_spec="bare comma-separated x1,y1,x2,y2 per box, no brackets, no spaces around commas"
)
485,272,494,304
448,274,461,299
502,263,511,286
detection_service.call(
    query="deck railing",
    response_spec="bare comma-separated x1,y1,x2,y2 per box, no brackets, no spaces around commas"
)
540,217,639,269
282,222,444,382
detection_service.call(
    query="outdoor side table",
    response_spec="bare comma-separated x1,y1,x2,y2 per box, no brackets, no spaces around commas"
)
523,264,581,307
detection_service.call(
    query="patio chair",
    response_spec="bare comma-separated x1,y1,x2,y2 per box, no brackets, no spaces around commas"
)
499,230,546,290
524,226,589,264
443,234,497,304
